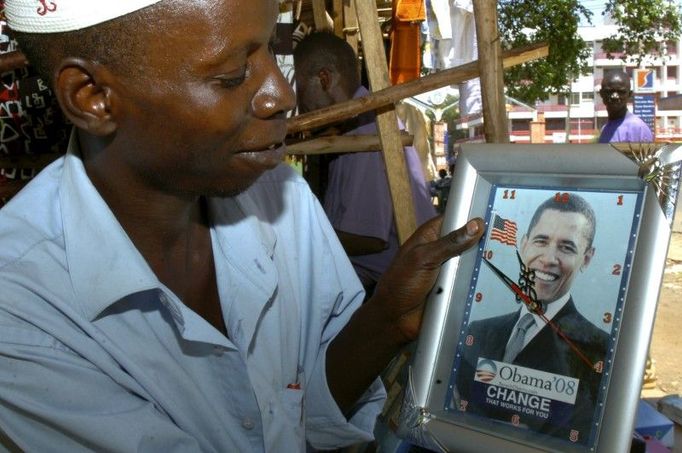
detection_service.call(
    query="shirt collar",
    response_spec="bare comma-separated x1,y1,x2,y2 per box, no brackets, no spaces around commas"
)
518,292,571,326
60,132,163,320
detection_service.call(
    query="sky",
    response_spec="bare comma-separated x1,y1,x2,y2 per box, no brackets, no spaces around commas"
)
580,0,606,26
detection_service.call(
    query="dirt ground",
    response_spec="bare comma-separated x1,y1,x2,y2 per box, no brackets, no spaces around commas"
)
650,232,682,395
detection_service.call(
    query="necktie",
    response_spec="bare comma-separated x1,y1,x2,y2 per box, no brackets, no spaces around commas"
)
503,313,535,363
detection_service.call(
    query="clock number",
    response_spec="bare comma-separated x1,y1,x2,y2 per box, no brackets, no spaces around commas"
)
465,335,474,346
617,194,624,206
569,430,579,443
554,192,570,203
482,250,494,260
459,400,469,412
612,264,622,275
475,292,483,302
602,312,613,324
502,189,516,200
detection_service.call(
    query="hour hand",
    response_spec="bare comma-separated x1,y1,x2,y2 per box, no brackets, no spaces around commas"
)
482,257,543,314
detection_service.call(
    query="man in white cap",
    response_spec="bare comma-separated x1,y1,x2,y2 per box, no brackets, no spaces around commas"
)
0,0,483,451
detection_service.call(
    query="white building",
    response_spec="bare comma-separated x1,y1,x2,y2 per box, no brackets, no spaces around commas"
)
455,25,682,143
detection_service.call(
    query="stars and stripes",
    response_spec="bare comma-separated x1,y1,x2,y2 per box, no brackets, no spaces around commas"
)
490,214,517,246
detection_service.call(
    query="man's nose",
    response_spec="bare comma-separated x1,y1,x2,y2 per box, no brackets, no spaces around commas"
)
540,247,560,264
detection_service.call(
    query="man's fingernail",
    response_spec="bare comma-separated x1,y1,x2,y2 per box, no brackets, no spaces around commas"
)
467,220,480,235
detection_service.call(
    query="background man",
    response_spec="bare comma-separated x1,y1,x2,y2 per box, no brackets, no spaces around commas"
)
0,1,483,451
457,194,608,444
293,31,437,296
599,69,654,143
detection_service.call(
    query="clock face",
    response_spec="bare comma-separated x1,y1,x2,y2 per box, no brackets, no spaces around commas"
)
445,185,643,450
465,187,639,326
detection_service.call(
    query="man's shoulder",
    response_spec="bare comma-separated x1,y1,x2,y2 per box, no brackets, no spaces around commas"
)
624,111,650,127
0,159,65,268
556,300,609,346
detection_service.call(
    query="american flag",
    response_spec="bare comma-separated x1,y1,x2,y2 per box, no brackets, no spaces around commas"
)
490,214,517,246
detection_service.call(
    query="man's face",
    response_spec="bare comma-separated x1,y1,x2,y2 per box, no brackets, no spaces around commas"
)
600,74,631,120
294,69,335,114
103,0,296,198
520,209,594,304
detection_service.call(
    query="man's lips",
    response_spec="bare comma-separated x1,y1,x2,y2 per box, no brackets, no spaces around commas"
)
532,269,558,282
238,143,287,167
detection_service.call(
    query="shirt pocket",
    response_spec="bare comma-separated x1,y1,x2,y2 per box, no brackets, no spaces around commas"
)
281,385,305,448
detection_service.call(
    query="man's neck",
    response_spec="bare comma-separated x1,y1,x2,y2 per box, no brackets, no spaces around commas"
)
608,109,628,121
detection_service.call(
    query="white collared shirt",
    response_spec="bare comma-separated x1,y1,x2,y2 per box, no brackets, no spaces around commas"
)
0,135,385,452
509,293,571,349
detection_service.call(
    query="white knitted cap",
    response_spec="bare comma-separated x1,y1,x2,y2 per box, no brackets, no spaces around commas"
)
5,0,164,33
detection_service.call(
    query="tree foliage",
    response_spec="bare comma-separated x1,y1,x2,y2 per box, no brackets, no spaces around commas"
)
497,0,682,104
498,0,592,104
601,0,682,65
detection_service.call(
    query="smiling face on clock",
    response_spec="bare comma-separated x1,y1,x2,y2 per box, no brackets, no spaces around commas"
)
519,209,595,304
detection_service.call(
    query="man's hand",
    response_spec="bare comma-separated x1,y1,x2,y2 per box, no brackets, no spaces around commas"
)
372,216,485,343
327,216,484,413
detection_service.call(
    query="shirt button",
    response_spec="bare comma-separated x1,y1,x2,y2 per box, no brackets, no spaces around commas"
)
159,293,169,304
241,418,255,430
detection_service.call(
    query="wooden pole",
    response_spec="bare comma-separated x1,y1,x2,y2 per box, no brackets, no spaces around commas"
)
287,42,548,134
354,0,417,243
311,0,330,31
342,0,359,55
287,133,413,155
333,0,344,37
472,0,509,143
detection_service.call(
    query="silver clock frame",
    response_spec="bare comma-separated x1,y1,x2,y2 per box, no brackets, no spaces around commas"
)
397,143,680,452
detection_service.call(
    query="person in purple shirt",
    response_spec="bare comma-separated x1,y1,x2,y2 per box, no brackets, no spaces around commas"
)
598,70,654,143
294,31,437,296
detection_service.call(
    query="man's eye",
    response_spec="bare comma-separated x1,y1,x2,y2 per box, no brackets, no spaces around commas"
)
216,72,246,88
560,245,577,254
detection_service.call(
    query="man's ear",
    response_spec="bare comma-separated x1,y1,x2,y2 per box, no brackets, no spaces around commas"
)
317,67,333,92
581,247,595,271
54,58,118,136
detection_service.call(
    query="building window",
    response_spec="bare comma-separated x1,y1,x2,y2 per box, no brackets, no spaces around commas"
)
668,66,677,80
546,118,565,132
582,92,595,103
511,119,530,132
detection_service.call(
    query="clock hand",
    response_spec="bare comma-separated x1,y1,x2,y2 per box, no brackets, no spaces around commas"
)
482,257,598,371
482,257,542,314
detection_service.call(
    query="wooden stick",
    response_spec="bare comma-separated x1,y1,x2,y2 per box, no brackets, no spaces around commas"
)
286,133,413,155
354,0,417,243
287,42,549,134
474,0,509,143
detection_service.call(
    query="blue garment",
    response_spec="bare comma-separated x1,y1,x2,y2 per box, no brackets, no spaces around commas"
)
0,137,384,452
598,111,653,143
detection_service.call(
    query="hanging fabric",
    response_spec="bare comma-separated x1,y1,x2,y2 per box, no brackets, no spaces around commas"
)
389,0,426,85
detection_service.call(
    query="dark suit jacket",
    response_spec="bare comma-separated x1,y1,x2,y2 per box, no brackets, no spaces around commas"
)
455,298,609,444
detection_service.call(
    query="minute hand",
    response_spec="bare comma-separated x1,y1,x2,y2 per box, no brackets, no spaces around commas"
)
482,257,597,371
482,257,541,314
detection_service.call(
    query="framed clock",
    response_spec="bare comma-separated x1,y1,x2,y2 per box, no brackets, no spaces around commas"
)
396,143,682,452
